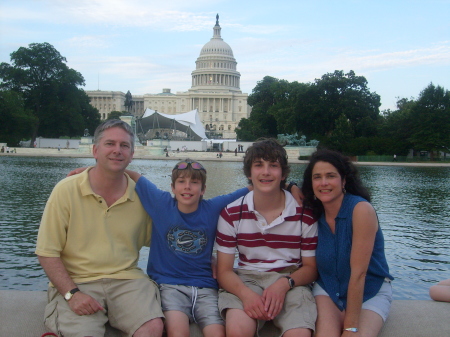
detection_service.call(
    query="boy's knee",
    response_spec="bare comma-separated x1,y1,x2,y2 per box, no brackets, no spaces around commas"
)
133,317,164,337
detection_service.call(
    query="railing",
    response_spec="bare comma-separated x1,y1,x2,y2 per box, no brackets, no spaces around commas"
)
356,155,450,163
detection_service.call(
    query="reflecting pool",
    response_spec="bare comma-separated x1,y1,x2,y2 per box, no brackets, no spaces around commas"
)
1,156,449,299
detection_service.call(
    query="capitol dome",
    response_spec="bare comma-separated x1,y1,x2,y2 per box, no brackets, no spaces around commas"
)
191,14,241,92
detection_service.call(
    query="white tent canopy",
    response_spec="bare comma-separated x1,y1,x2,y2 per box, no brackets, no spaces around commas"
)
138,109,208,141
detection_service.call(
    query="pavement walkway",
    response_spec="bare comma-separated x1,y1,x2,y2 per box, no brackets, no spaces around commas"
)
2,147,450,167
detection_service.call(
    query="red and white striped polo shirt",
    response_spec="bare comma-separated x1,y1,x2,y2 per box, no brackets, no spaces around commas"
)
215,190,318,272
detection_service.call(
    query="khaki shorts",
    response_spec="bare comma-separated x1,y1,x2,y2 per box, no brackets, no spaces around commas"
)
44,278,163,337
218,269,317,337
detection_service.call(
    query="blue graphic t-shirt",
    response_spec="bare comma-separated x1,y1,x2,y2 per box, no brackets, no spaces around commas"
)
136,177,248,288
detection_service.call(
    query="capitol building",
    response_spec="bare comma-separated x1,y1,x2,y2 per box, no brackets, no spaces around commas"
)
86,15,251,139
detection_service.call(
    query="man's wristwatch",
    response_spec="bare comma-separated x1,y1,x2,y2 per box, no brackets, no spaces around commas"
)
64,287,80,301
284,276,295,289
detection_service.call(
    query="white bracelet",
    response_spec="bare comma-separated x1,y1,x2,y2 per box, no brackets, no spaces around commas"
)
343,327,358,332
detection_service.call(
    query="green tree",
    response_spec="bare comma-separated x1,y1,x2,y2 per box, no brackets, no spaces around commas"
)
378,98,416,156
107,111,128,120
0,42,100,145
408,83,450,159
324,113,355,153
0,90,37,145
295,70,381,140
236,76,285,140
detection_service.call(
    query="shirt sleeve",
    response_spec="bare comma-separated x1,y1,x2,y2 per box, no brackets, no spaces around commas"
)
300,208,318,257
208,187,248,214
35,182,70,257
135,176,171,218
215,204,239,255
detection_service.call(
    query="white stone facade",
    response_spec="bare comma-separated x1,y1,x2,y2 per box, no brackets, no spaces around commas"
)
86,15,251,139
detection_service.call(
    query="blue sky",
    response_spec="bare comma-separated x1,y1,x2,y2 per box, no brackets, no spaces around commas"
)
1,0,449,111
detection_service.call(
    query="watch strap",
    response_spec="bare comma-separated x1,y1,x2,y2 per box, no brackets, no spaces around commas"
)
284,276,295,289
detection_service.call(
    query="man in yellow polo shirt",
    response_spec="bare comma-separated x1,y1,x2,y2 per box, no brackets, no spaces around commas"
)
35,119,164,337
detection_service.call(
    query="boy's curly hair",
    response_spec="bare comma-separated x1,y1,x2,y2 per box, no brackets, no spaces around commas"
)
243,138,290,188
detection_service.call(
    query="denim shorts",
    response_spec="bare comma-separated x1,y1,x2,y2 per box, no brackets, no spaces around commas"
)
312,279,393,322
159,283,224,330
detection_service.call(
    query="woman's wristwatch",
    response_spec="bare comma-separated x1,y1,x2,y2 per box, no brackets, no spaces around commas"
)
343,327,358,332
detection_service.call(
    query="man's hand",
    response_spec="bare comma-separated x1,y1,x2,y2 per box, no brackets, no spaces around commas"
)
241,290,271,321
262,277,290,319
68,291,104,316
67,167,88,177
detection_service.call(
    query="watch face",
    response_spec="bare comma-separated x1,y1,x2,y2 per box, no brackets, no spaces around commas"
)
289,278,295,288
64,292,72,300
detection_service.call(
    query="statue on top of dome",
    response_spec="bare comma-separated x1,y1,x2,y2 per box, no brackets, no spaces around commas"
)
216,14,219,25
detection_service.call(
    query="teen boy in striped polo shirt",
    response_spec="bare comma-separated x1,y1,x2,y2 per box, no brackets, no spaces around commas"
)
216,138,318,337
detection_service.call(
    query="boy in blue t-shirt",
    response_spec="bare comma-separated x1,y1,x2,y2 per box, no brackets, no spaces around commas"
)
68,159,302,337
126,159,249,337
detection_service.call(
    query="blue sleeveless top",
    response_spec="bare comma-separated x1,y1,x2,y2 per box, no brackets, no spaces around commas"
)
316,193,393,310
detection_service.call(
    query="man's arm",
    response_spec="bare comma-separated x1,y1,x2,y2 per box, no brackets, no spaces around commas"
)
262,256,317,319
216,251,270,321
38,256,104,315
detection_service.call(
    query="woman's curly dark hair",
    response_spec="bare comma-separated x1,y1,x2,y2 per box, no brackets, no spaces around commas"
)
302,149,370,217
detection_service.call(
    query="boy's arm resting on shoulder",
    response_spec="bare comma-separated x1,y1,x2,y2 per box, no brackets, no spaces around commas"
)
124,169,141,182
217,251,270,321
66,167,89,177
286,183,303,206
38,256,104,315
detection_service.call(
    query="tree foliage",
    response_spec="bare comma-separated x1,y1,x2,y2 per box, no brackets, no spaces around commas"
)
239,72,449,157
0,42,100,145
0,91,37,145
107,111,129,120
407,83,450,157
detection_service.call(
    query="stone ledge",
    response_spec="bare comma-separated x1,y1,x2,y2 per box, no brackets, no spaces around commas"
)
1,290,449,336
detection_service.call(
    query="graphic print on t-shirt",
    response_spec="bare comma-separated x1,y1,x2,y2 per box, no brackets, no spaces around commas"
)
167,226,207,254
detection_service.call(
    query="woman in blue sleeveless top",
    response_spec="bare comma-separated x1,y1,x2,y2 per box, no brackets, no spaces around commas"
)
302,149,393,337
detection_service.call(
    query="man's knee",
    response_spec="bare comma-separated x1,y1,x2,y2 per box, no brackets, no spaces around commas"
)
133,317,164,337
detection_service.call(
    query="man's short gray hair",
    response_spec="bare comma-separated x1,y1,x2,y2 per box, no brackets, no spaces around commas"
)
93,119,135,150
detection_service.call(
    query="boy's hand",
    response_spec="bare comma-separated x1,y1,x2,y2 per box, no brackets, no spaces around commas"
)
262,277,290,319
241,290,271,321
289,184,303,206
67,167,88,177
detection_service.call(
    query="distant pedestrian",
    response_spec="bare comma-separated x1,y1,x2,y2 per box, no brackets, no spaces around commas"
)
393,154,397,162
58,144,61,151
234,148,237,156
66,140,70,149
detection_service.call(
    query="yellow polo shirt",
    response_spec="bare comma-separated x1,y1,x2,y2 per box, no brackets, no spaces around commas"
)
35,168,152,284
